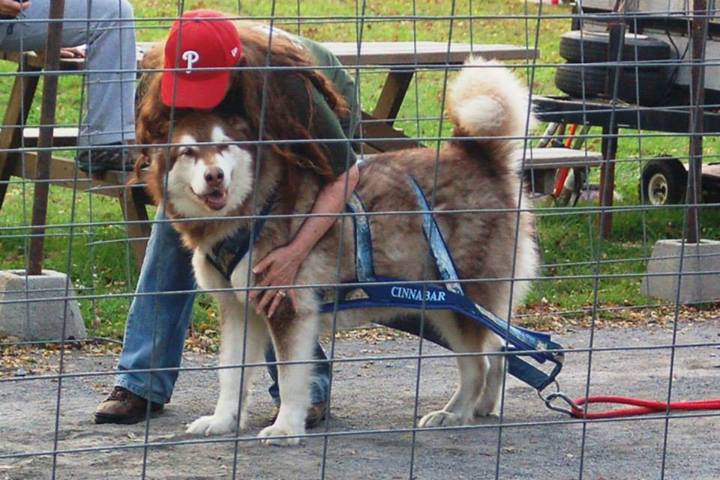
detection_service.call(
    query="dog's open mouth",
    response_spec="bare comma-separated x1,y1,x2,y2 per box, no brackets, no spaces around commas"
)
197,188,227,211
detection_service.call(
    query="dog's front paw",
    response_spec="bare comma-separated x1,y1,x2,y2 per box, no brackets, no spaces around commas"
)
186,414,236,436
257,422,304,446
418,410,465,428
474,402,500,418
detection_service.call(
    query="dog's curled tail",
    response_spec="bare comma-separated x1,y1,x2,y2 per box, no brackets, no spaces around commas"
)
447,57,535,170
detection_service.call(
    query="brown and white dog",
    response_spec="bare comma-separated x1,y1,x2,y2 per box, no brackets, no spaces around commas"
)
140,58,538,445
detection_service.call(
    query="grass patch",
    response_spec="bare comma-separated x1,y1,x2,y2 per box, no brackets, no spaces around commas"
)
1,1,717,339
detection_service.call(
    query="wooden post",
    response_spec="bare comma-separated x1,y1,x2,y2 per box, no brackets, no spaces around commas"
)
599,2,627,239
27,0,66,275
687,0,708,244
599,124,619,239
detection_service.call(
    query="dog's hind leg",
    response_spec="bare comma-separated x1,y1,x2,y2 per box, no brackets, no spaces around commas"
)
418,314,487,428
474,333,504,417
187,294,268,436
257,306,317,446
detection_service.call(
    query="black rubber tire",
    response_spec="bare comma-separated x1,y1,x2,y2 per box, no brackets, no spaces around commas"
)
554,64,672,105
640,157,687,205
559,30,672,63
554,64,606,97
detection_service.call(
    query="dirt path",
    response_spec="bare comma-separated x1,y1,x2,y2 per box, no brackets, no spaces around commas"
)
1,319,719,479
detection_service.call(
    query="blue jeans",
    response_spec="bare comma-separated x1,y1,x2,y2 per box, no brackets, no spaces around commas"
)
0,0,136,146
116,210,330,405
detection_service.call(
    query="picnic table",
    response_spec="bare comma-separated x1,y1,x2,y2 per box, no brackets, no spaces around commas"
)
0,41,537,266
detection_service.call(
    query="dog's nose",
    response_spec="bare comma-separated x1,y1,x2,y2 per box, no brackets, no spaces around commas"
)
204,166,225,187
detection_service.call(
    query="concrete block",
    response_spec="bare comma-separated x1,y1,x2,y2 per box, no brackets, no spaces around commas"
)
0,270,86,341
642,239,720,304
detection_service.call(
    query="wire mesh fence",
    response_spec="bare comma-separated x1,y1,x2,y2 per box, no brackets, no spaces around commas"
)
1,0,719,478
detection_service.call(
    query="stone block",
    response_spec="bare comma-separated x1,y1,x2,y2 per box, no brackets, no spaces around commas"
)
0,270,86,341
642,239,720,304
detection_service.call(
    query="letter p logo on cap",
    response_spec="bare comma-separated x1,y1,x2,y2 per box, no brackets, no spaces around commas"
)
181,50,200,73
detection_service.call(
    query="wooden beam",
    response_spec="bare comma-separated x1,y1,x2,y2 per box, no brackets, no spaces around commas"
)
0,62,41,209
372,70,414,125
119,188,152,267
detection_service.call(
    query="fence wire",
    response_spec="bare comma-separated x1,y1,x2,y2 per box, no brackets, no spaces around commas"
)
1,1,719,479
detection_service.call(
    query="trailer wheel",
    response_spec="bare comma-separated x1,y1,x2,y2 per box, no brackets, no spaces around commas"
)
640,157,687,205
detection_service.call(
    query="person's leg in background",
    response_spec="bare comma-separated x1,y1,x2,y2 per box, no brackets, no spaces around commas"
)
262,317,449,430
75,0,137,167
95,209,197,424
265,343,330,428
0,0,137,173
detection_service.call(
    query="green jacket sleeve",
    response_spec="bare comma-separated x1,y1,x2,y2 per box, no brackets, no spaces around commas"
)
307,84,357,177
282,74,357,178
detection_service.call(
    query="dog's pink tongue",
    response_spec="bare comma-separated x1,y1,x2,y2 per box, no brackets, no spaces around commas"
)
204,192,226,211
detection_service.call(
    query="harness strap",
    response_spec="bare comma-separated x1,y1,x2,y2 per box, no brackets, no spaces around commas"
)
322,181,564,391
407,177,464,295
206,193,276,281
347,193,374,284
407,177,564,389
206,228,253,281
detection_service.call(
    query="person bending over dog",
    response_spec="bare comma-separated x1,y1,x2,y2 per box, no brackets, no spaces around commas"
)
95,10,360,426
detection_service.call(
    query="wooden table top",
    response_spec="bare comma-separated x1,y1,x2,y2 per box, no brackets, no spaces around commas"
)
2,41,537,71
324,41,538,66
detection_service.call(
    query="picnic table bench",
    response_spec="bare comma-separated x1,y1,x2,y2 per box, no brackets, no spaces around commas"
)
0,41,537,266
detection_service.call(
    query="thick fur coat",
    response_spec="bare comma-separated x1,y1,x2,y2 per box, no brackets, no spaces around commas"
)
141,57,538,445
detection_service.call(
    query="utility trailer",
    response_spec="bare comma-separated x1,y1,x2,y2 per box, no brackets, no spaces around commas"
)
541,0,720,206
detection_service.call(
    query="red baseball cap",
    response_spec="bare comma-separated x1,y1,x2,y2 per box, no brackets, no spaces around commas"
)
161,10,243,109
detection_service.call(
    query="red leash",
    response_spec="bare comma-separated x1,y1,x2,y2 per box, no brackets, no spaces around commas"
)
542,390,720,419
569,395,720,419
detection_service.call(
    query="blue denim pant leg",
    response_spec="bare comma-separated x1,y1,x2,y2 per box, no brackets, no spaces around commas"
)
0,0,137,146
115,210,196,404
265,343,330,406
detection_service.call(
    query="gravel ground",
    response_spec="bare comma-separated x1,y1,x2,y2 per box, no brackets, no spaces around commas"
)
1,318,719,479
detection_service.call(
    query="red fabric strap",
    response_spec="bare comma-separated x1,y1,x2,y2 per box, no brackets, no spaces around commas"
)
570,395,720,419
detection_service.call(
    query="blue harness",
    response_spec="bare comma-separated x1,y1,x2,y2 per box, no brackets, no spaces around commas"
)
206,196,276,281
206,180,564,392
317,178,564,392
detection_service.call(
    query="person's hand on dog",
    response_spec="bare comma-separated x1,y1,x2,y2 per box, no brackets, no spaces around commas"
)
0,0,30,17
249,165,359,318
250,245,306,318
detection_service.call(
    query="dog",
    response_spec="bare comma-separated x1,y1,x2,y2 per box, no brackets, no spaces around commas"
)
138,57,538,445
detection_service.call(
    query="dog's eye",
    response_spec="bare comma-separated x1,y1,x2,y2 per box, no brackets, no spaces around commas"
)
217,144,230,153
177,146,197,158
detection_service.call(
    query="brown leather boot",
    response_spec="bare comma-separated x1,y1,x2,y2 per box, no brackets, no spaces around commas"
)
94,386,164,425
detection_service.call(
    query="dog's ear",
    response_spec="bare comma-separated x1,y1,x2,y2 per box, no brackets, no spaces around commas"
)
129,147,152,185
138,147,170,205
126,145,160,197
